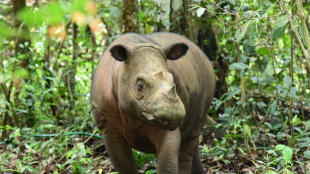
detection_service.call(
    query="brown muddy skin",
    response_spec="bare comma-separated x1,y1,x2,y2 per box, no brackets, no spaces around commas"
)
91,32,215,174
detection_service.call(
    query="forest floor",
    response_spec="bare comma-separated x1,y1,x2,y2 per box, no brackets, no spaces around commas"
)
1,127,309,173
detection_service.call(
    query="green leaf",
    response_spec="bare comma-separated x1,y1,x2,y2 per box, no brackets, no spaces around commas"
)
289,87,296,97
274,15,289,29
274,144,293,164
275,144,285,151
14,69,29,79
306,120,310,127
5,125,14,130
298,23,307,48
282,146,292,163
197,7,206,17
272,25,286,41
267,149,277,156
283,75,292,87
256,47,271,56
18,7,44,26
71,0,88,12
243,124,252,139
42,2,66,24
291,115,300,126
110,7,120,19
56,164,63,170
222,88,241,101
146,169,157,174
0,22,16,38
304,150,310,158
258,4,271,17
25,143,31,149
248,24,256,45
230,63,250,70
66,149,76,159
235,23,249,42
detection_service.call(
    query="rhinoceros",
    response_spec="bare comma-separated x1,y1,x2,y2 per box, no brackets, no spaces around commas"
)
91,32,215,174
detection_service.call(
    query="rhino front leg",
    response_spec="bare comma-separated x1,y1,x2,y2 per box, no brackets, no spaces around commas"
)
102,126,138,174
179,137,200,174
156,128,181,174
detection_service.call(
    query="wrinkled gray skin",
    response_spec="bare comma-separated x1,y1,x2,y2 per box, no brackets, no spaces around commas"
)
91,32,215,174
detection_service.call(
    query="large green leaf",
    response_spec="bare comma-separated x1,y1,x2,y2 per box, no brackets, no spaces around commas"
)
282,146,293,164
283,75,292,87
42,2,67,24
0,22,15,38
235,23,249,42
274,15,289,29
256,47,271,56
272,25,286,40
230,63,250,70
275,144,285,151
243,124,252,139
71,0,88,12
304,150,310,158
18,7,44,26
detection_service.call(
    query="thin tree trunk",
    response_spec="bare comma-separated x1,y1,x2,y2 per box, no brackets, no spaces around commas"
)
44,37,58,118
69,23,78,108
170,0,227,101
10,0,33,127
121,0,139,33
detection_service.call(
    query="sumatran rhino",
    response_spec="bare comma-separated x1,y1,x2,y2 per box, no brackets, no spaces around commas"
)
91,32,215,174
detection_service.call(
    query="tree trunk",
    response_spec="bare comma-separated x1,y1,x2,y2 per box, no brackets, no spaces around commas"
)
10,0,34,127
121,0,139,33
154,0,171,31
169,0,227,101
67,23,78,109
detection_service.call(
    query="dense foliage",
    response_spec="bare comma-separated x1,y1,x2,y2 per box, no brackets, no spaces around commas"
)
0,0,309,173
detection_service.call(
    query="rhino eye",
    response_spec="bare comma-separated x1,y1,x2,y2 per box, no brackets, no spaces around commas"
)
136,82,144,92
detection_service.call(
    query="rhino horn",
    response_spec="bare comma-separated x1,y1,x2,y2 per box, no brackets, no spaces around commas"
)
164,84,177,99
153,71,165,80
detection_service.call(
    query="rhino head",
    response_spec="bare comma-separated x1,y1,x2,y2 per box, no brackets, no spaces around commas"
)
110,42,188,131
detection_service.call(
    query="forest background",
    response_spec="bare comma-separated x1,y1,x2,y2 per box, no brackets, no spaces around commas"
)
0,0,310,173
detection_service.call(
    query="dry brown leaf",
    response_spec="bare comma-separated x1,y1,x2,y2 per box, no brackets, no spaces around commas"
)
47,24,67,41
86,1,97,15
72,12,86,26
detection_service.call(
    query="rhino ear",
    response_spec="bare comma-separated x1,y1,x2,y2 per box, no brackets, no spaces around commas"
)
110,45,130,61
165,43,189,60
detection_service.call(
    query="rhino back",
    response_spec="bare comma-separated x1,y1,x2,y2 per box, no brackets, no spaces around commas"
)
146,32,215,139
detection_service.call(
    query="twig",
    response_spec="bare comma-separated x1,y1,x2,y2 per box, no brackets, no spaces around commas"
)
82,127,98,144
278,0,310,75
54,22,71,70
288,2,295,147
54,127,99,167
101,17,115,37
296,0,310,73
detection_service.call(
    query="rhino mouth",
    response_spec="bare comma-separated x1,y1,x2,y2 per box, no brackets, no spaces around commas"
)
142,112,180,131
